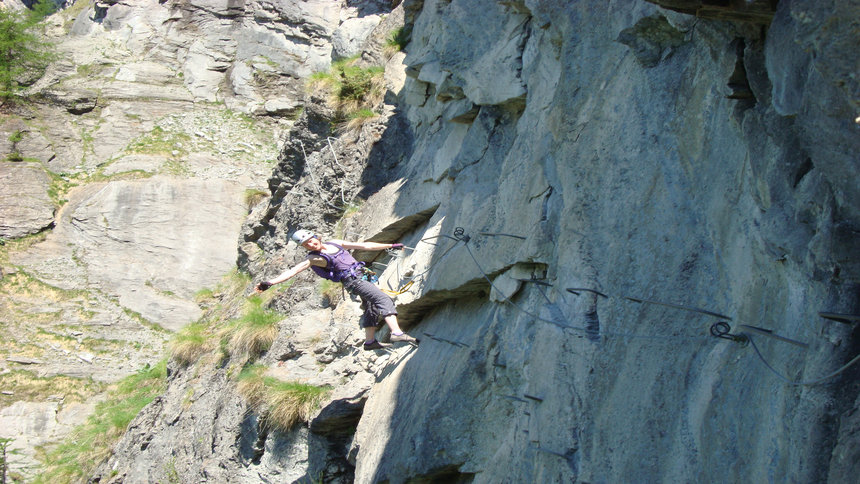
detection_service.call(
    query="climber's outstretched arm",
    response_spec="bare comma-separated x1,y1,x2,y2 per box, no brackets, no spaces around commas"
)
255,259,312,292
335,240,403,251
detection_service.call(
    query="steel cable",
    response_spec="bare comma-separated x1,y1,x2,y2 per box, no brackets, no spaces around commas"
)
744,333,860,386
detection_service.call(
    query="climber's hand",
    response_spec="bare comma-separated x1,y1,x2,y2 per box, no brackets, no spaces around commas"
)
391,243,404,250
256,281,273,292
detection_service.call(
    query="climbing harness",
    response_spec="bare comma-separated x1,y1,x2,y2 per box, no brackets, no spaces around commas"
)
361,268,379,283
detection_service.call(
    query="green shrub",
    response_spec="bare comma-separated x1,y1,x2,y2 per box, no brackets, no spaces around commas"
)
337,64,383,103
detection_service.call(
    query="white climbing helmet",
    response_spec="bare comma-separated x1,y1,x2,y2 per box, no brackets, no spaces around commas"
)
291,229,316,245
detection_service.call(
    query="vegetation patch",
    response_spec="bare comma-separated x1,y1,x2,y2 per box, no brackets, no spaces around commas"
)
237,365,330,431
333,199,364,240
0,270,87,309
33,360,167,484
127,126,191,157
318,279,342,307
169,322,212,367
75,63,102,79
385,26,412,55
244,188,269,212
222,295,280,360
46,170,79,207
122,306,168,334
169,270,289,369
61,0,92,31
340,108,379,133
0,1,57,104
0,370,105,406
308,57,385,124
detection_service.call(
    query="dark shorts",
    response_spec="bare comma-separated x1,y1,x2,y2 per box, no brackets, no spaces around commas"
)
343,278,397,328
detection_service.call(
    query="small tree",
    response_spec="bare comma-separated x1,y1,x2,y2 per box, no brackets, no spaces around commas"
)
0,1,56,105
27,0,59,23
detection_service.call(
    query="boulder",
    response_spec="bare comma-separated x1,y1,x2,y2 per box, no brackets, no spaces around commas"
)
331,15,382,60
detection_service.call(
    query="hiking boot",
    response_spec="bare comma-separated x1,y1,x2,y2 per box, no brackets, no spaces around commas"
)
390,332,418,345
363,340,385,351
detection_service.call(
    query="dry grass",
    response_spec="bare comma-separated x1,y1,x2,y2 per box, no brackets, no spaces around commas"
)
1,270,86,307
307,57,385,122
169,270,286,370
244,188,269,211
264,379,330,431
318,279,343,307
223,295,281,359
228,321,278,358
236,365,330,431
337,108,380,134
169,322,213,367
0,370,105,405
237,365,268,410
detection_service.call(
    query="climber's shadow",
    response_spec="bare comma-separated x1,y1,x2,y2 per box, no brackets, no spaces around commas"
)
375,344,418,382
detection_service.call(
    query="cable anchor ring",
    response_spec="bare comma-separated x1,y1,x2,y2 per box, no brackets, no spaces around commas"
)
710,321,748,346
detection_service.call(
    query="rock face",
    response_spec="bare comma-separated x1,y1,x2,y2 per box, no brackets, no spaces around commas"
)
0,162,55,238
66,0,392,114
0,400,95,477
13,177,253,330
22,0,860,483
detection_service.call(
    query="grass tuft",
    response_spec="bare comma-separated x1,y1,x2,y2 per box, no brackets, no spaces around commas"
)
224,295,280,359
264,379,330,431
236,364,268,409
236,365,330,431
307,57,385,124
384,26,411,56
244,188,269,211
318,279,342,307
338,108,379,133
169,322,212,367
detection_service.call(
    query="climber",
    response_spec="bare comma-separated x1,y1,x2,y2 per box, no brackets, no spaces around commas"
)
255,229,418,351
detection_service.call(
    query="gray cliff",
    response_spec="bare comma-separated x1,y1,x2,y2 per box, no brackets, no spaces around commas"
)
6,0,858,482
